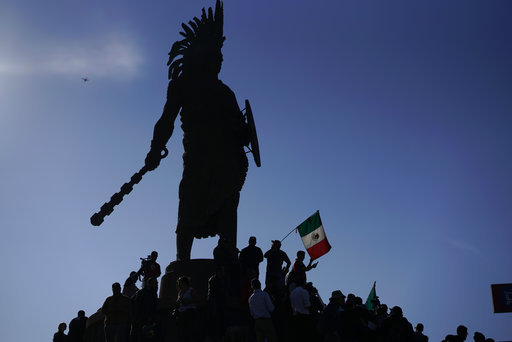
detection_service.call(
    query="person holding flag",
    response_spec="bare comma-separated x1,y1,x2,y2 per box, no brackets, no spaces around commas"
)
287,250,318,290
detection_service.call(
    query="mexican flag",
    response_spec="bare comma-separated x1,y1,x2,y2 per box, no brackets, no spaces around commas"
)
365,282,377,310
297,211,331,260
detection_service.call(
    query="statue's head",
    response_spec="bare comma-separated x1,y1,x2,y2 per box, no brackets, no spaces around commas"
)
167,0,225,81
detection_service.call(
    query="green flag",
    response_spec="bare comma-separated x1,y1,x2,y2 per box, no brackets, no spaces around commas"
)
365,281,377,310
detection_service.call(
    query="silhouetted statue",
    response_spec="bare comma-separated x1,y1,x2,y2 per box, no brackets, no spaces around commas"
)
144,0,256,261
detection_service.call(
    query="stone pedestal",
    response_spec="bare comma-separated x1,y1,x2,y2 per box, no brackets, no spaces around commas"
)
159,259,217,306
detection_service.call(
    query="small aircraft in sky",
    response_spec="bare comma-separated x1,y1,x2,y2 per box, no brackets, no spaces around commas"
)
81,77,89,82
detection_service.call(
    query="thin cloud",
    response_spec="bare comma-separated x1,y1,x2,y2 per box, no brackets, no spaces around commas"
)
445,238,483,257
0,33,143,79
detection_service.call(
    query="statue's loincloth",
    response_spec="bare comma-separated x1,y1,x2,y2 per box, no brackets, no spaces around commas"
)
176,144,248,238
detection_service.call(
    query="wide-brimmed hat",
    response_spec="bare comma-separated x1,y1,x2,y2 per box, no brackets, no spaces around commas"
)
330,290,346,301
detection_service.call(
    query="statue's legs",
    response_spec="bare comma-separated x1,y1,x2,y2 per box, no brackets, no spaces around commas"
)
217,192,240,250
175,192,241,261
176,230,194,261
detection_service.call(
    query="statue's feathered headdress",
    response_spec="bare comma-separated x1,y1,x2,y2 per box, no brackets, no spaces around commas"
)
167,0,225,81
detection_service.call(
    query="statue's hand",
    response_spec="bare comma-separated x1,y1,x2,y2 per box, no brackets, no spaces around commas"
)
145,148,162,171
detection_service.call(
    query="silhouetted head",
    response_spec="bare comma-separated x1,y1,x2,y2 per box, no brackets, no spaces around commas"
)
457,325,468,340
390,306,403,317
271,240,281,250
329,290,346,304
167,0,225,81
377,304,388,316
150,251,158,261
473,332,485,342
346,293,356,304
58,322,67,333
296,250,306,261
112,282,122,295
251,278,261,290
485,338,495,342
415,323,424,333
249,236,256,246
177,276,191,291
77,310,85,318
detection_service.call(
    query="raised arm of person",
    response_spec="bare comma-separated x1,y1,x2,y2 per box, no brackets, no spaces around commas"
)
305,259,318,271
144,82,181,171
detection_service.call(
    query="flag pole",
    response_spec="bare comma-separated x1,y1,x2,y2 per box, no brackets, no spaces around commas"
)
280,226,297,243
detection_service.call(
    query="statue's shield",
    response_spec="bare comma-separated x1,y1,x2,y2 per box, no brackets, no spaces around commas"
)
244,99,261,167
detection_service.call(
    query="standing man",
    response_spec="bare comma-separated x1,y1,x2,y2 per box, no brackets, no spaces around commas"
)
132,277,159,342
68,310,87,342
101,283,132,342
248,279,277,342
321,290,345,342
264,240,291,291
139,251,161,285
239,236,263,277
290,279,312,342
144,0,250,261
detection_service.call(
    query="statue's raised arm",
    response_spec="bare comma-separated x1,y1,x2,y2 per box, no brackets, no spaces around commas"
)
145,82,181,172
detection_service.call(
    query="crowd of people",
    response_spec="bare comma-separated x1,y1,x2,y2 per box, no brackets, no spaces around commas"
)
54,238,497,342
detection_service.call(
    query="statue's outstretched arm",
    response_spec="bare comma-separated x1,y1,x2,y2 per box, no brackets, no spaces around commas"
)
145,86,181,171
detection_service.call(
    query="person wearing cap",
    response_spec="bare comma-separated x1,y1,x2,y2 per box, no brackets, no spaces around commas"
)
320,290,345,342
248,278,277,342
264,240,291,291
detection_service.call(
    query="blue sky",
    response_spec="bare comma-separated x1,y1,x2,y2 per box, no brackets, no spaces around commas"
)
1,1,511,341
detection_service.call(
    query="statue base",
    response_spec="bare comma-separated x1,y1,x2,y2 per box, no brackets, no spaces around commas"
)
159,259,217,306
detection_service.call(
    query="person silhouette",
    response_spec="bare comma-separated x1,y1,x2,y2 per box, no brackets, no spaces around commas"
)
68,310,87,342
101,283,131,342
144,0,250,261
53,322,68,342
239,236,263,277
